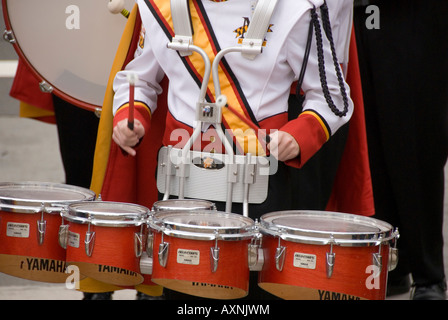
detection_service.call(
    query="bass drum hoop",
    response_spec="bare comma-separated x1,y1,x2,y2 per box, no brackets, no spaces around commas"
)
1,0,131,112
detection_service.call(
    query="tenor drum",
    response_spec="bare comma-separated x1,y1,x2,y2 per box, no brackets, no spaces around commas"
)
152,199,216,212
0,182,96,282
258,211,399,300
61,201,149,286
137,199,216,290
148,210,256,299
2,0,134,112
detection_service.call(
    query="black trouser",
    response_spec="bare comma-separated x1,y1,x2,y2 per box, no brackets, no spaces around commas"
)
53,96,105,298
354,0,448,286
52,95,100,188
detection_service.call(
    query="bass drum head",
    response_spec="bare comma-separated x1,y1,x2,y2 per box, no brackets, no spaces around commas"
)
2,0,134,111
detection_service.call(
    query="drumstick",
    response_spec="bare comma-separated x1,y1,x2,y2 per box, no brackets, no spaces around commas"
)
127,73,138,131
107,0,130,18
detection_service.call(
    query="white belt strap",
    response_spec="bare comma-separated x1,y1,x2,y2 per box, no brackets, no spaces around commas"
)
170,0,193,56
241,0,278,60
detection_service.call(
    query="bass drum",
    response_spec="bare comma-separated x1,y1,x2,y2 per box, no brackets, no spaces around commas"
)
2,0,134,112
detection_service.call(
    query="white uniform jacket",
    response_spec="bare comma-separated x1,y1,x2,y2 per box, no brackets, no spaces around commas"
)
112,0,354,168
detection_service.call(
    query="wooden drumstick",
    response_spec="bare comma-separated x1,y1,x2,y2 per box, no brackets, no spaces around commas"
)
107,0,130,18
127,73,138,130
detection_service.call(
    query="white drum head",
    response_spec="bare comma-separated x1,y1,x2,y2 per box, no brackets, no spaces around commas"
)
63,201,150,227
150,211,255,241
260,210,395,246
152,199,216,211
0,181,96,212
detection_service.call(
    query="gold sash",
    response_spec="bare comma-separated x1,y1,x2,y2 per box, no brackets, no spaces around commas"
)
146,0,266,156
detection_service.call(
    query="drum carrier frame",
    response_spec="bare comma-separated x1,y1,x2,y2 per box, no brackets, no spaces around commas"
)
156,0,279,218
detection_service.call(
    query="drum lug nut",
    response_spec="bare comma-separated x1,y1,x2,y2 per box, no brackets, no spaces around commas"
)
158,232,169,268
373,252,383,275
84,231,95,257
3,29,15,43
210,247,220,273
84,219,95,257
146,233,154,257
58,224,69,249
37,203,47,246
134,231,143,258
210,230,220,273
248,231,264,271
94,108,102,119
388,228,399,271
326,235,336,278
275,236,286,272
37,220,46,246
39,81,53,93
58,211,69,249
372,236,383,274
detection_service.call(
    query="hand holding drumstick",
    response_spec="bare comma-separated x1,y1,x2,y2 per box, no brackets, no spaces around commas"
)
112,72,145,156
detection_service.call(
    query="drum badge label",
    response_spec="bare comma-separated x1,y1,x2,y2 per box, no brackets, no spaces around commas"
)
6,222,30,238
234,17,273,46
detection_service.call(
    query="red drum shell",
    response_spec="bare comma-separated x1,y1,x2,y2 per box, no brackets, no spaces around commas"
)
258,234,390,300
65,221,144,286
151,232,251,299
0,211,68,282
63,201,149,287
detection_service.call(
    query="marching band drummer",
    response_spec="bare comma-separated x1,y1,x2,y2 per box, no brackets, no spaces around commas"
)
92,0,374,299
